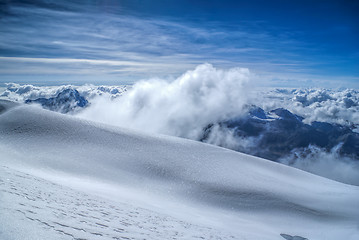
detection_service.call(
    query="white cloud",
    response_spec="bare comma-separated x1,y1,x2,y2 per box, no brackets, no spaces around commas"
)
0,83,127,103
279,145,359,186
0,57,147,66
253,88,359,130
78,63,251,139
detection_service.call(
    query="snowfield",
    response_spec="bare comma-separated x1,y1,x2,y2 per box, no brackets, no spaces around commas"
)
1,100,359,240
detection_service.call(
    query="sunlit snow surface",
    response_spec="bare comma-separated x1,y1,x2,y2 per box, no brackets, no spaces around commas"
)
0,166,235,240
1,100,359,240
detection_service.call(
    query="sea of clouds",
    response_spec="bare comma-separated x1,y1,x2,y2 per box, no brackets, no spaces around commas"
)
1,83,127,102
256,88,359,130
1,64,358,185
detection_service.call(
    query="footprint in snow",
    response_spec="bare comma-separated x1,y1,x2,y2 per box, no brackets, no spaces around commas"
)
280,233,308,240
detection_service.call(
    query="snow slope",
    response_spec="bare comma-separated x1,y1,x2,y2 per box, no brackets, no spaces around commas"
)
1,100,359,240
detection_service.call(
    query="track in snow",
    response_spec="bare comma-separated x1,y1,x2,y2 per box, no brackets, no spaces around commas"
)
0,165,235,240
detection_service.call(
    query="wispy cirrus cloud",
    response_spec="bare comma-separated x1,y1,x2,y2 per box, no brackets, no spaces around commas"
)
0,0,357,86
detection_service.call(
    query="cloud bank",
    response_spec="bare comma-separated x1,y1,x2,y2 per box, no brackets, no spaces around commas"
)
253,88,359,132
1,83,127,103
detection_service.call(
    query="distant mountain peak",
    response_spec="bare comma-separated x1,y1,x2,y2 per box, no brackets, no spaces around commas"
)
25,88,88,113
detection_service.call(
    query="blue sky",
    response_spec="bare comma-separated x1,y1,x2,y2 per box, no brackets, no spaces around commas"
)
0,0,358,87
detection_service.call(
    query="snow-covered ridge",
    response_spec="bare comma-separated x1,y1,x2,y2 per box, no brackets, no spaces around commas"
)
1,100,359,240
203,106,359,160
24,88,88,113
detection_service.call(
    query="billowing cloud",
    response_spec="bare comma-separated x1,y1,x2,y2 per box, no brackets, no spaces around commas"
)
78,64,251,139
